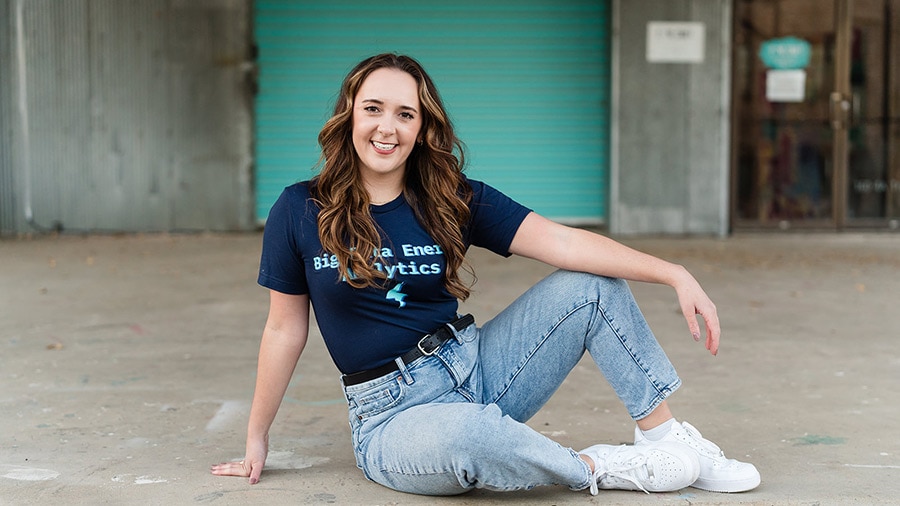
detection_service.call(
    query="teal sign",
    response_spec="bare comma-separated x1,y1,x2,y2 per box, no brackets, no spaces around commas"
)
759,37,811,69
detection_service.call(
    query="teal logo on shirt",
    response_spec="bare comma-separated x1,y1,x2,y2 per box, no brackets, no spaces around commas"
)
386,282,407,308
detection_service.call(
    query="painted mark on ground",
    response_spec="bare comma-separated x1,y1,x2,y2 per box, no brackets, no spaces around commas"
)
205,400,248,431
110,376,146,387
194,491,226,503
792,434,847,445
539,430,567,437
111,474,167,484
1,466,60,481
845,464,900,469
265,450,329,470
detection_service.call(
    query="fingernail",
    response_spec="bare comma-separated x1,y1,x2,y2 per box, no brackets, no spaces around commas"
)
692,332,700,341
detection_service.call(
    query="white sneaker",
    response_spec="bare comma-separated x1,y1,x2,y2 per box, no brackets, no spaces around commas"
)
634,421,761,493
579,443,700,495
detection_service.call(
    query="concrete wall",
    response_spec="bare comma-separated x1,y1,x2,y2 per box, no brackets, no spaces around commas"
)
611,0,732,236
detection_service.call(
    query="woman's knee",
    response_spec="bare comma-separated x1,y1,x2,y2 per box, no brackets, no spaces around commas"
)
544,270,630,299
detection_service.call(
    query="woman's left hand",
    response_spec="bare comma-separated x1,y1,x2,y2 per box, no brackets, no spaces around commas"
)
672,266,720,356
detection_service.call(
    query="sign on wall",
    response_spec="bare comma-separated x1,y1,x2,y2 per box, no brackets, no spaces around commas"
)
759,37,811,69
759,36,812,103
765,69,807,102
646,21,705,63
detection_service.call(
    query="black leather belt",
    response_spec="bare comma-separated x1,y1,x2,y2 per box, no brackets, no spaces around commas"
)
342,314,475,386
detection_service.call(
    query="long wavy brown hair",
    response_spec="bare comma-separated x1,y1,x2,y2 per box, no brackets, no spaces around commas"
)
311,53,475,300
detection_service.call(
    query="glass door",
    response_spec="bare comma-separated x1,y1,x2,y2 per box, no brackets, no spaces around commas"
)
732,0,900,229
846,0,900,226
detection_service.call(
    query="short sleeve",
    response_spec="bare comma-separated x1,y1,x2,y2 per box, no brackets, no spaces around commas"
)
258,187,310,295
465,178,532,257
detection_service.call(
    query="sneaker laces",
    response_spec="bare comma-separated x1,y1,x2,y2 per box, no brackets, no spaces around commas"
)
681,421,726,460
589,445,652,495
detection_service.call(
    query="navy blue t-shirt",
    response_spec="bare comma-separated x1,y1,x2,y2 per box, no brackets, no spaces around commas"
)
258,177,532,374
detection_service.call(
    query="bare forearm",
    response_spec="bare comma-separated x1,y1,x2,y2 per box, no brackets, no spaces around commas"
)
247,328,305,439
510,213,721,354
511,213,689,288
563,227,690,287
211,291,309,483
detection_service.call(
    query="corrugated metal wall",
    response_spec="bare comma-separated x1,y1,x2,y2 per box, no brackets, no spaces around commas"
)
254,0,610,224
611,0,732,236
0,0,254,235
0,0,14,234
0,0,20,235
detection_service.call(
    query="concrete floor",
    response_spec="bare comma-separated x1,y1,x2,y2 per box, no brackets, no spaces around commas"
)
1,232,899,505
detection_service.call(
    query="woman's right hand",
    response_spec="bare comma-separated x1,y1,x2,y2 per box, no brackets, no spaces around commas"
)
210,435,269,484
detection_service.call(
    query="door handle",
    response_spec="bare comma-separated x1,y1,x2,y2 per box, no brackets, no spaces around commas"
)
830,92,851,130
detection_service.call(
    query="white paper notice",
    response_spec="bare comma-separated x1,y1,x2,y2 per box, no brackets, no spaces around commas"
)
766,69,806,102
646,22,705,63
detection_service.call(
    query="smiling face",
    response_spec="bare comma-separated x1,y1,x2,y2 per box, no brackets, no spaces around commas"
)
351,68,423,190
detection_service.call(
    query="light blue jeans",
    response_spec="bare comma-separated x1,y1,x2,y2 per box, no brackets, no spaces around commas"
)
341,270,681,495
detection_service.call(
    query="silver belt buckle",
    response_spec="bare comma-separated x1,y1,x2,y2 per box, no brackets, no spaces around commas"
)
417,334,437,356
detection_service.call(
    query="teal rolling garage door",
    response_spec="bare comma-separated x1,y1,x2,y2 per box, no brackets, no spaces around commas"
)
254,0,610,224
